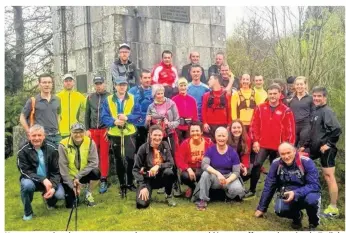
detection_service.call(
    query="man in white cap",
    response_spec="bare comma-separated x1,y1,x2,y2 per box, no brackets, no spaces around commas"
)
111,43,138,88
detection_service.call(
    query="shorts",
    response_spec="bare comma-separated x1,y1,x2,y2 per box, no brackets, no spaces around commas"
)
311,147,337,168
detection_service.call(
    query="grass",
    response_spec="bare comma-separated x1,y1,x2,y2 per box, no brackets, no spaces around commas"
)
5,156,345,231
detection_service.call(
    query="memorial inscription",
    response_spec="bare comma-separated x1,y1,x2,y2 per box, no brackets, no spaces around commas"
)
160,6,190,23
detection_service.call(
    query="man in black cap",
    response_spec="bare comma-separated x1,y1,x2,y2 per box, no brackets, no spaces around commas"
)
286,76,296,100
111,43,138,88
85,76,111,194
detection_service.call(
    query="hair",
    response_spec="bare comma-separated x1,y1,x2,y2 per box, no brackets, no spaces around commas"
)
267,83,282,92
151,84,165,98
312,86,328,97
216,51,225,58
189,51,200,58
38,73,53,83
149,124,164,135
162,50,173,58
272,79,286,90
190,63,202,69
286,76,297,84
188,120,203,132
210,73,223,85
29,124,45,134
140,69,151,78
278,142,296,152
228,120,248,155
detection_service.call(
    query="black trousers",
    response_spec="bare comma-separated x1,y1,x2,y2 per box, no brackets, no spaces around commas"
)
136,168,175,209
295,120,311,149
176,129,189,145
180,168,203,190
135,126,148,153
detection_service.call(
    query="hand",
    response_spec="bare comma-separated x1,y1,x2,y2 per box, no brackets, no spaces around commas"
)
298,147,305,152
114,119,125,127
187,168,196,181
43,188,55,199
203,123,210,133
86,130,91,137
283,191,295,203
146,115,152,124
118,114,128,121
253,141,260,153
216,172,226,186
25,130,30,139
254,210,264,218
241,164,248,176
138,188,149,201
149,165,160,177
73,179,81,196
320,144,330,153
42,178,52,192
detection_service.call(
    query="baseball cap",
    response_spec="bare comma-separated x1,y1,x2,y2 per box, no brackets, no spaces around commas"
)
70,122,86,132
63,73,75,81
178,77,188,85
119,43,130,50
287,76,296,84
93,76,105,84
114,76,128,85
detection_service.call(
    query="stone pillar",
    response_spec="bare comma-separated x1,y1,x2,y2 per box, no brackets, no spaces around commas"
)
13,125,27,155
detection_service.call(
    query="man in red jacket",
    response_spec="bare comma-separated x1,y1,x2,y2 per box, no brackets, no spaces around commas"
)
245,84,296,199
176,121,213,198
152,50,179,98
202,74,231,142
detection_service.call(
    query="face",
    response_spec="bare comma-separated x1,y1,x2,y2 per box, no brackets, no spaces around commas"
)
220,66,229,78
155,89,165,101
254,76,264,88
29,129,45,148
162,53,172,65
150,129,163,147
287,83,295,93
215,129,228,146
119,48,130,62
115,83,128,95
294,79,306,94
208,76,216,88
71,130,85,144
94,82,105,93
231,122,243,138
63,78,74,90
190,67,202,81
241,75,251,88
178,83,187,95
267,89,280,105
215,54,224,66
190,125,202,140
312,92,327,106
190,52,200,64
140,72,152,88
279,145,296,166
39,77,53,93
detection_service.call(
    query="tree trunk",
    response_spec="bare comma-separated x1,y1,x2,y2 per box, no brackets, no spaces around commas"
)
13,6,25,92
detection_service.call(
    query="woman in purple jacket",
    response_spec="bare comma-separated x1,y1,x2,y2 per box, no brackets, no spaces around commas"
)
196,127,245,210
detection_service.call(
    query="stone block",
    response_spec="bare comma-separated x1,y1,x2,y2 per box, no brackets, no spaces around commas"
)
102,15,115,43
91,21,103,47
160,21,173,45
174,46,190,72
73,6,86,26
67,55,77,72
113,15,126,42
51,7,61,32
193,24,211,47
210,6,225,26
13,125,26,155
74,25,87,50
103,41,116,72
52,32,62,55
138,18,160,44
90,6,103,23
139,43,162,70
114,6,135,16
123,15,137,42
103,6,115,16
136,6,160,19
211,25,226,48
190,6,211,25
172,23,193,46
92,46,105,71
190,46,212,71
66,29,75,53
75,49,88,73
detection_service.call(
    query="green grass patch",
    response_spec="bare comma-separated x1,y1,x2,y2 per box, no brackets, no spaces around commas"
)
5,156,345,231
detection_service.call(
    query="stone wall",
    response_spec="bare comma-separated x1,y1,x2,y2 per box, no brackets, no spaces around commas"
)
52,6,226,93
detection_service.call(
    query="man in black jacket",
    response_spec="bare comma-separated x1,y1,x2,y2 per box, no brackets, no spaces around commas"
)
85,76,111,194
111,43,138,88
208,51,225,78
133,125,177,208
17,124,65,221
181,51,207,83
310,87,342,218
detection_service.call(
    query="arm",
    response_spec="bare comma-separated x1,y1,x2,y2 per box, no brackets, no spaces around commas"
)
231,92,239,121
192,98,198,121
283,109,296,144
226,94,232,125
75,141,99,179
151,65,162,84
159,142,174,169
132,145,147,189
58,144,74,189
80,93,87,110
323,109,342,147
227,164,240,183
167,102,180,129
200,68,207,83
175,141,189,171
241,136,252,168
250,106,261,142
111,62,120,83
48,148,61,190
17,148,45,183
101,99,116,127
84,96,91,130
125,95,138,124
201,93,208,125
19,98,32,134
172,67,179,88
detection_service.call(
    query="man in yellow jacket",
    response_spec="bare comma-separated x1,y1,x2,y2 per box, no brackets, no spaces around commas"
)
57,74,86,139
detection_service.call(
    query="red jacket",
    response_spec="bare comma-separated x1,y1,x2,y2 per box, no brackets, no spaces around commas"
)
176,137,214,170
230,135,252,168
172,94,198,131
202,90,231,125
250,101,295,150
152,61,179,88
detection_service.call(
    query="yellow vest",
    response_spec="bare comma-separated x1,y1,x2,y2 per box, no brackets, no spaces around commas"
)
57,90,86,137
60,136,91,178
106,94,136,136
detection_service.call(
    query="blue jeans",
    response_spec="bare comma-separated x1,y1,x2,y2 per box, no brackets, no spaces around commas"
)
20,178,65,216
45,134,62,148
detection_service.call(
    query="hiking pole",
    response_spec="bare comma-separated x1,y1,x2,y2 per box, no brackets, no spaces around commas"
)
120,126,128,199
65,196,78,231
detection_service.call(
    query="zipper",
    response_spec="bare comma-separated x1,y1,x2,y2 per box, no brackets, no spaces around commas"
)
68,92,71,131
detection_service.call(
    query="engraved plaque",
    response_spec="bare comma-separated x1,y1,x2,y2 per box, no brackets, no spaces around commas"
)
160,6,190,23
76,74,88,93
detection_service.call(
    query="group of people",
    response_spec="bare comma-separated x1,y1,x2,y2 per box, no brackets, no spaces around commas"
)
17,43,342,230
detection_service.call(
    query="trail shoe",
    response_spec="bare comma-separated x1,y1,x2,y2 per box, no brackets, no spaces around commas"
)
321,205,339,218
185,188,192,198
308,224,318,231
99,180,108,194
85,192,96,207
291,211,303,229
244,190,256,199
166,195,177,207
120,185,127,198
173,182,182,197
157,187,165,194
127,184,137,192
196,200,207,211
23,214,33,221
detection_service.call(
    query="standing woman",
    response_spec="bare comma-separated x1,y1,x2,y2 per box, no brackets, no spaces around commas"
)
288,76,313,152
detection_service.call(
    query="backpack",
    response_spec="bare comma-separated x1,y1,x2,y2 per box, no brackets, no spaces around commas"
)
207,91,227,109
237,89,256,119
29,97,36,127
277,153,305,177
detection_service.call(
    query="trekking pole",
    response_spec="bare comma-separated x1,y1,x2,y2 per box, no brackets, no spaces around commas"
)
120,126,128,198
65,196,78,231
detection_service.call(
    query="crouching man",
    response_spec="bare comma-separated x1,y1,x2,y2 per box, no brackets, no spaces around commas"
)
17,124,65,221
133,125,177,208
255,142,321,231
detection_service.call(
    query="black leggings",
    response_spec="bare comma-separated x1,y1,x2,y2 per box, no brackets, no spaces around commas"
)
295,120,311,148
180,168,203,190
